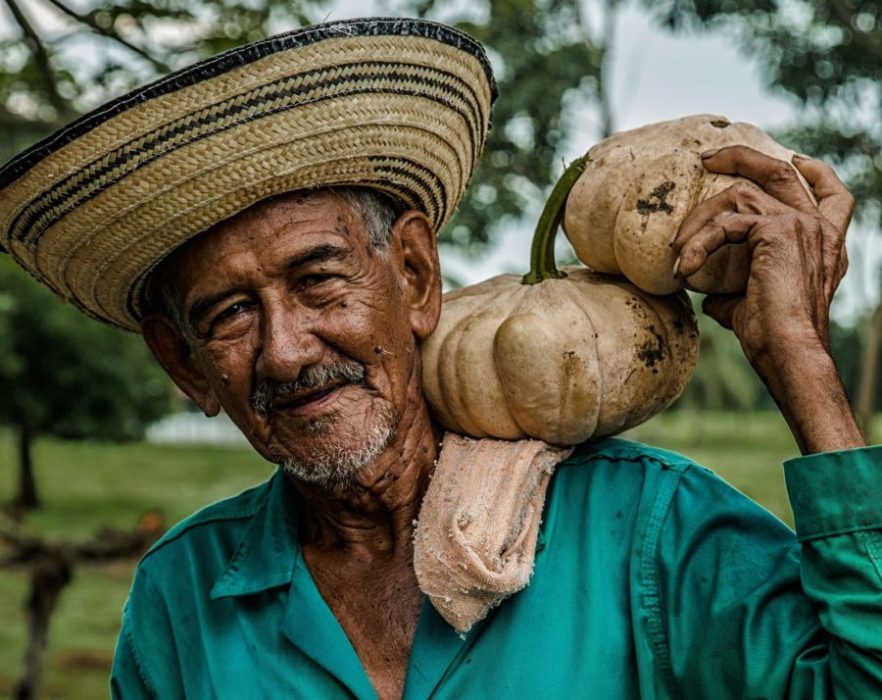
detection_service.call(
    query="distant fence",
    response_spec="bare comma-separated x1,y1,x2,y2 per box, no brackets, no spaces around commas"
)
146,412,249,446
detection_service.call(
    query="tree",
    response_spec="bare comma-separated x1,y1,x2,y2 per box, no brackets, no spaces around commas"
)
0,258,171,509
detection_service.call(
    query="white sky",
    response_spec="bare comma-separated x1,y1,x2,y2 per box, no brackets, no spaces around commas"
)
1,0,876,320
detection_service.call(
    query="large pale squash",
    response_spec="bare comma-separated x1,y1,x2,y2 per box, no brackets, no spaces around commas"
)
421,159,699,446
563,114,814,295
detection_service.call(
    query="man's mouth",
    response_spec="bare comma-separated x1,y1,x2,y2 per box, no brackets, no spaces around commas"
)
269,383,347,415
251,360,368,417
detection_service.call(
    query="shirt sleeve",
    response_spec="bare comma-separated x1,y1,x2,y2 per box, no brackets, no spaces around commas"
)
110,564,179,700
646,445,882,699
111,611,155,700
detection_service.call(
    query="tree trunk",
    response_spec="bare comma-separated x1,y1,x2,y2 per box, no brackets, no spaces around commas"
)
13,424,39,510
855,303,882,441
14,557,72,700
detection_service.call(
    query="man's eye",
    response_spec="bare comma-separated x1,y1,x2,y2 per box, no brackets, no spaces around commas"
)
299,273,331,288
206,301,253,337
217,301,250,320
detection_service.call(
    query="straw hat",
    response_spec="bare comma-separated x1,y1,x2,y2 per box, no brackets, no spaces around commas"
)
0,17,496,331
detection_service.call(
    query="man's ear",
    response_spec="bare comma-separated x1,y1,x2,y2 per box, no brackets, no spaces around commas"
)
391,211,442,340
141,315,221,417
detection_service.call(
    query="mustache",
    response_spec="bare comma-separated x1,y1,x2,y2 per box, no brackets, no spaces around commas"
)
251,359,366,416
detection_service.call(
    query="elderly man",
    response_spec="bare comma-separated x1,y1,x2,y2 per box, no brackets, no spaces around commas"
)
0,17,879,700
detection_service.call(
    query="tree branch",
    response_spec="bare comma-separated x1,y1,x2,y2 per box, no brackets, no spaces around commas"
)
4,0,73,119
40,0,172,73
827,0,882,62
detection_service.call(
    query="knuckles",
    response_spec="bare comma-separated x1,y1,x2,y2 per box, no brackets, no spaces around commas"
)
728,181,761,210
766,159,800,185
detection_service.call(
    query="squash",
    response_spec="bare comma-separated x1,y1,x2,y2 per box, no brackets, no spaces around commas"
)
562,114,814,295
421,158,698,445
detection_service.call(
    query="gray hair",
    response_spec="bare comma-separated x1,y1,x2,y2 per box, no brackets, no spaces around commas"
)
145,187,403,330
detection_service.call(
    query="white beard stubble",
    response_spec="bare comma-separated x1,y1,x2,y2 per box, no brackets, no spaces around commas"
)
278,403,398,491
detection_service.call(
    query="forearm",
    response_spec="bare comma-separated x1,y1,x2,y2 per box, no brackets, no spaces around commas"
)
752,341,865,455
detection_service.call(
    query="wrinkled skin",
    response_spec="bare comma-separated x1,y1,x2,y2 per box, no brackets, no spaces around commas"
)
140,191,444,700
674,146,863,454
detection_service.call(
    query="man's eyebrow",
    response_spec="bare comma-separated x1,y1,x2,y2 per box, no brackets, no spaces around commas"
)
285,242,349,271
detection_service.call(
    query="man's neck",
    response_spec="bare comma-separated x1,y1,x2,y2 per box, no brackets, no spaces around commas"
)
289,393,439,700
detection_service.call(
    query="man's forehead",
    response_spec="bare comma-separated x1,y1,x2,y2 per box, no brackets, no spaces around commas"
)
162,190,366,282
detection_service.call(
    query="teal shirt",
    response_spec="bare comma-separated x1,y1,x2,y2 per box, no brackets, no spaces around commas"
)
111,438,882,698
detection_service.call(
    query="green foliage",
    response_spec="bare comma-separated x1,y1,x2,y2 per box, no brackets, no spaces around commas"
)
403,0,603,251
0,258,171,440
829,316,881,410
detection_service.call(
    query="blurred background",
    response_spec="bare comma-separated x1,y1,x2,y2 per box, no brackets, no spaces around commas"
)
1,0,880,696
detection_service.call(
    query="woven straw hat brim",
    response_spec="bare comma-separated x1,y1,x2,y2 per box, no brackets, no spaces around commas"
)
0,17,496,331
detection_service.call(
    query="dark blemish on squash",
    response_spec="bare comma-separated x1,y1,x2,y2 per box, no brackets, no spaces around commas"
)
710,119,730,128
636,181,676,215
673,317,685,335
637,324,665,368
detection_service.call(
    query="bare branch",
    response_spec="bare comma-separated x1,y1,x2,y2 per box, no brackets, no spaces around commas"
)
70,528,159,561
4,0,74,119
40,0,172,73
0,516,41,552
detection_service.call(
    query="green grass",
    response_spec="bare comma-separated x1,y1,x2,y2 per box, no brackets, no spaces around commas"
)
0,433,271,698
0,412,865,696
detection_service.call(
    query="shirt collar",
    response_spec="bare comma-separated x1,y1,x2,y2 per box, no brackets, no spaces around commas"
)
210,468,300,600
208,463,549,601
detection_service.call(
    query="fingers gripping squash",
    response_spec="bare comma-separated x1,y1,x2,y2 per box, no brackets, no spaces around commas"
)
421,159,698,446
563,114,814,295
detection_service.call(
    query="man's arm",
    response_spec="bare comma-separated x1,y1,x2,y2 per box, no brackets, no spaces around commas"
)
657,147,880,696
111,622,154,700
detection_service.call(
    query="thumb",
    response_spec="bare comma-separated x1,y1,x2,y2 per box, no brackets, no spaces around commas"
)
702,294,741,331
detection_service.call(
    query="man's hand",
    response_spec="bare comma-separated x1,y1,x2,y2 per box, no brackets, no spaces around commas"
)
672,145,865,454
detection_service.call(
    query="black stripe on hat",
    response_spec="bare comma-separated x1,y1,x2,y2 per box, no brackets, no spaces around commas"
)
12,63,482,246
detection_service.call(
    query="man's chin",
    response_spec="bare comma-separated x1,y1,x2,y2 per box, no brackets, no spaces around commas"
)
273,410,398,491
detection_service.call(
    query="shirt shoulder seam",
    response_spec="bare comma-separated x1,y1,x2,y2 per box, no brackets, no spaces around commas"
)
564,437,695,473
142,494,268,561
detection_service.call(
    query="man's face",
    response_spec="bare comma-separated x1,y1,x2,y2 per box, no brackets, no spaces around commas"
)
148,191,440,487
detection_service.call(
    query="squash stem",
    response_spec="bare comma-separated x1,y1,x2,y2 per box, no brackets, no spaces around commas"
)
522,155,590,285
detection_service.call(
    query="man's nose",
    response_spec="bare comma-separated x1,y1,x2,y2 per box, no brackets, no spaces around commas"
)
255,305,324,382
